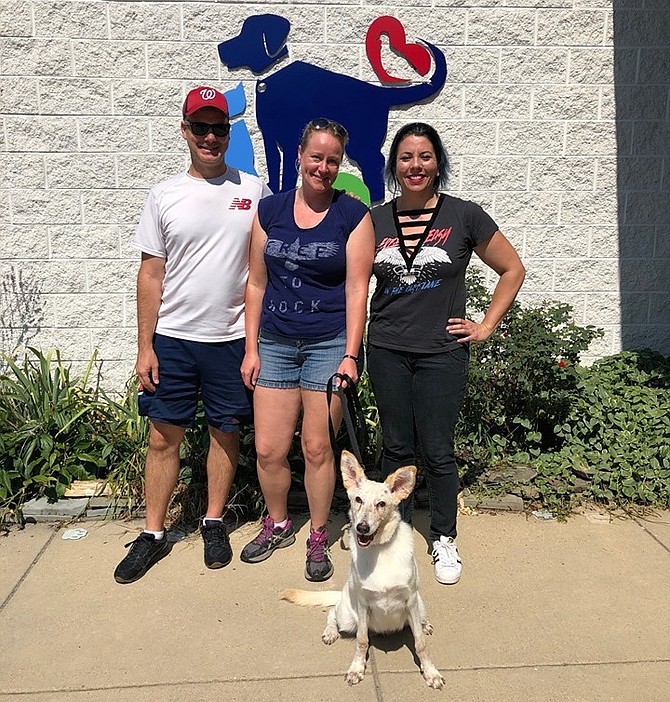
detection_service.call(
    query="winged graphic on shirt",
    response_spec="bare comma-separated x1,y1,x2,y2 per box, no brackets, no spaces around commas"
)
375,245,452,285
266,237,339,271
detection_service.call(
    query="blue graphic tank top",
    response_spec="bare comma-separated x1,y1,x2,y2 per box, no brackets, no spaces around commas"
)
258,188,369,339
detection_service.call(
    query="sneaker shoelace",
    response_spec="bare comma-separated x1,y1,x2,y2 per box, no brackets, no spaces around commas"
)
432,539,458,567
307,530,329,562
203,521,228,546
123,533,159,564
252,516,276,544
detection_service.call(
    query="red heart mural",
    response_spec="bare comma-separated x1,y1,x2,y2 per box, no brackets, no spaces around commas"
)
365,16,432,85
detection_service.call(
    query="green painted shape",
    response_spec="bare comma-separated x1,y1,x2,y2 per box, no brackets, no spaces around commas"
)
334,173,371,206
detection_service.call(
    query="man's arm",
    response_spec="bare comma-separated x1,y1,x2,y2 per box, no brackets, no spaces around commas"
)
136,252,165,392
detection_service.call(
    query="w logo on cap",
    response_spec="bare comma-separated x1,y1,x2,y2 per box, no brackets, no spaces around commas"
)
183,85,229,118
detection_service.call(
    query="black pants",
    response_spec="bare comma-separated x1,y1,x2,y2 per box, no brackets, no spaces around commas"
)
367,344,469,541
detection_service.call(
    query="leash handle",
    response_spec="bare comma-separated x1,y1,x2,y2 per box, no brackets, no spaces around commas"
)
326,373,365,464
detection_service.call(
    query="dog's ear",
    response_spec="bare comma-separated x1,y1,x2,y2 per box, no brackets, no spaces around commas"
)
385,465,417,502
261,16,291,59
340,450,366,491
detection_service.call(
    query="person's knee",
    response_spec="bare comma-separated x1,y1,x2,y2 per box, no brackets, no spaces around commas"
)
147,424,183,455
383,443,415,466
381,427,415,460
301,437,332,468
423,455,458,478
208,426,239,453
255,437,289,470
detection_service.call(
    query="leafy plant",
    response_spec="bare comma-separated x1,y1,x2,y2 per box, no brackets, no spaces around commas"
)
2,313,667,525
0,349,109,521
457,271,603,472
535,350,670,510
0,350,154,524
355,370,383,471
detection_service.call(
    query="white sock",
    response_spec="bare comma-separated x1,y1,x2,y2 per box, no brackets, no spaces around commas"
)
273,517,289,529
144,529,164,540
203,516,223,525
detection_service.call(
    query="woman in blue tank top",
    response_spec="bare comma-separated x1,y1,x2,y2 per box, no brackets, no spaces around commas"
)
240,118,375,582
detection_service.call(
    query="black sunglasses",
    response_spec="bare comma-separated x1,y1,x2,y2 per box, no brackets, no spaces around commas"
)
308,117,348,140
184,119,230,137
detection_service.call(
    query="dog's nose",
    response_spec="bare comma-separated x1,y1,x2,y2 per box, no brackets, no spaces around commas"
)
356,522,370,534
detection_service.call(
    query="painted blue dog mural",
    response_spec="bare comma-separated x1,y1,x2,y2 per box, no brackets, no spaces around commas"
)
223,82,257,176
218,15,447,203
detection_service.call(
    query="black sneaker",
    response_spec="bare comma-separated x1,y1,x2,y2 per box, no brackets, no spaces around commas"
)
305,527,334,582
201,519,232,569
114,531,170,584
240,516,296,563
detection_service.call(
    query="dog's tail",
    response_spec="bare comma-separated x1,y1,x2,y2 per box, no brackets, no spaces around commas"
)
381,40,447,108
280,589,341,608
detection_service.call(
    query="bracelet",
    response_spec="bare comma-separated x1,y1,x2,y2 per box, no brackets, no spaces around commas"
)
343,354,358,362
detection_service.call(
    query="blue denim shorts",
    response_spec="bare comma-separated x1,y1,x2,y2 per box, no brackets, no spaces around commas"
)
257,329,358,392
138,334,252,431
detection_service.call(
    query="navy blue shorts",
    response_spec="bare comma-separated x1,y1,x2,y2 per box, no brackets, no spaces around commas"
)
138,334,252,432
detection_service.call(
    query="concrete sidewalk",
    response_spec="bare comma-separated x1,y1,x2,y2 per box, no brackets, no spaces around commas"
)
1,508,669,702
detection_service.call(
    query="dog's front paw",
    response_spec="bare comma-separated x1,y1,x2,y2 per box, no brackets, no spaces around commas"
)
322,626,339,645
422,619,434,635
422,665,444,689
345,667,365,686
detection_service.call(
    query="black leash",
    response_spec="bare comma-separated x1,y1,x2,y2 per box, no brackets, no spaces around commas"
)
326,373,366,465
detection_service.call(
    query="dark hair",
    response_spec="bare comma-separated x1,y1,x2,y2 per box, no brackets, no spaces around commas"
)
384,122,450,193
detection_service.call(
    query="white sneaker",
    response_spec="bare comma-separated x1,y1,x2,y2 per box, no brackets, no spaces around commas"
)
432,536,462,584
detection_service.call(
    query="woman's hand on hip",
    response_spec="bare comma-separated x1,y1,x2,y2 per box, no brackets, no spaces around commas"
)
446,318,494,343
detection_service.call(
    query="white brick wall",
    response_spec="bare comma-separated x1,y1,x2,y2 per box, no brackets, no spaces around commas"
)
1,0,668,389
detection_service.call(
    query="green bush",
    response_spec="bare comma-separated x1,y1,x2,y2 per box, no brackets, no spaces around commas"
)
2,320,667,524
0,350,110,521
534,350,670,511
0,350,151,523
457,271,603,468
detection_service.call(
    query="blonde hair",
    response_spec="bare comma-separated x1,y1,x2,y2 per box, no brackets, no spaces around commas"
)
300,118,348,150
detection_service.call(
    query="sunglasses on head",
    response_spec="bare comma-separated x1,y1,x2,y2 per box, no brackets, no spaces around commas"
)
308,117,348,140
184,119,230,137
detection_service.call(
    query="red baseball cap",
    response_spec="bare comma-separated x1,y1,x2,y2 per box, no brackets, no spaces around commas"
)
182,86,229,118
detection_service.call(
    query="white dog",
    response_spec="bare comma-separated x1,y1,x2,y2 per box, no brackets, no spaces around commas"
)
282,451,444,689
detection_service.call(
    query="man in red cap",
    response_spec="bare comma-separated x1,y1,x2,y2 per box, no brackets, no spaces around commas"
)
114,86,271,584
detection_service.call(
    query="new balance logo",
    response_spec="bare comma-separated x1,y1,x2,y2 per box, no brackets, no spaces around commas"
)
229,198,252,210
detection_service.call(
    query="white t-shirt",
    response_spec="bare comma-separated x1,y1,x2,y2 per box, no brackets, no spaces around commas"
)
134,168,271,343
